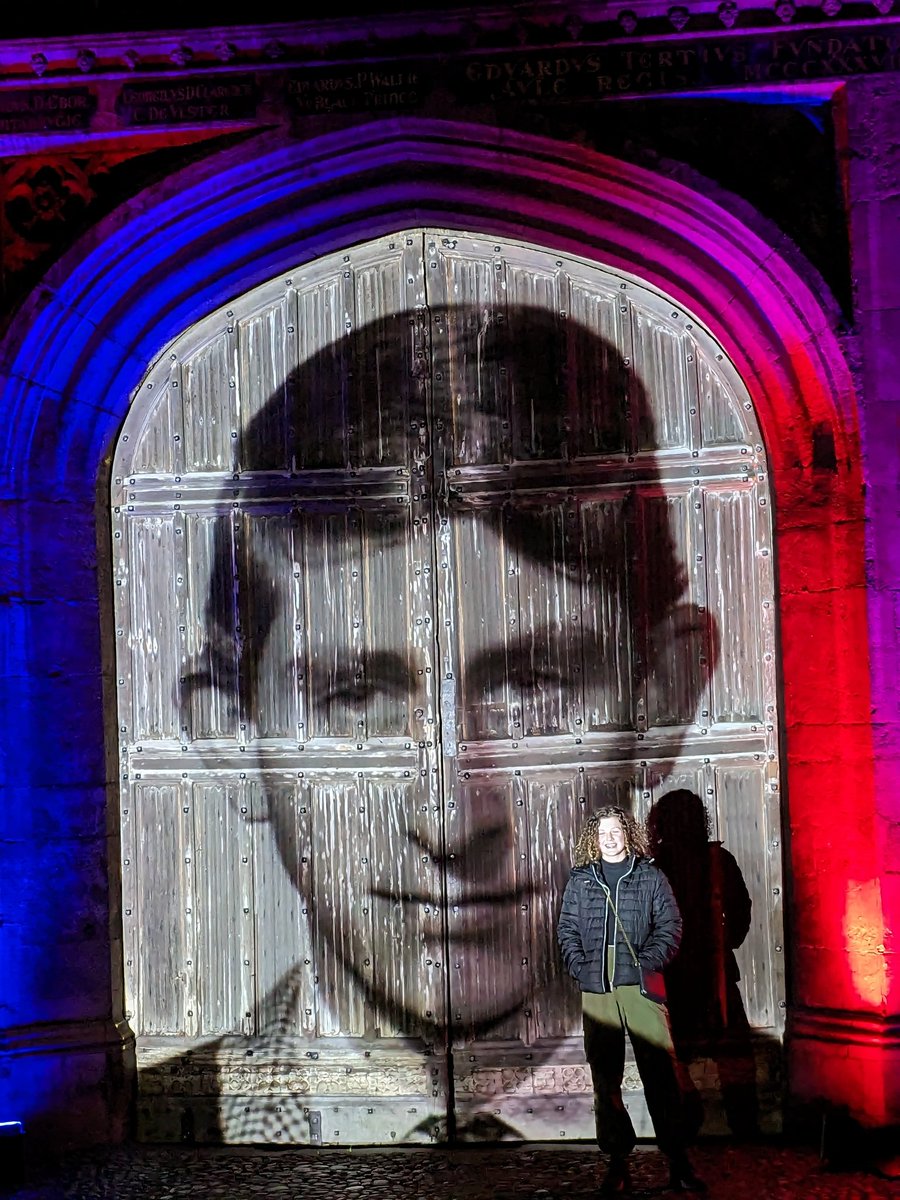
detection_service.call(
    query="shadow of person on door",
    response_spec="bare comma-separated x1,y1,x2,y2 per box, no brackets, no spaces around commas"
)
647,788,761,1140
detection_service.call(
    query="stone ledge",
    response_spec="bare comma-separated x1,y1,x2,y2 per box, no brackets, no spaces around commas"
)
0,1015,132,1058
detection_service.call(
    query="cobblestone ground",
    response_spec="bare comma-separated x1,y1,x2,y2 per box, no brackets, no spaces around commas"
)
6,1142,900,1200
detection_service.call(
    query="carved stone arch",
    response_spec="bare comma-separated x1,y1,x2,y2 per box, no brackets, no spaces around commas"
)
0,119,867,1139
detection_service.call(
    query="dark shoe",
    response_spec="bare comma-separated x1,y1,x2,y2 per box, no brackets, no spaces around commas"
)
668,1156,707,1193
600,1156,632,1195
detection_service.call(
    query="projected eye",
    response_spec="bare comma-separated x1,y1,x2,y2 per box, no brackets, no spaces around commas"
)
314,653,413,717
181,656,240,724
321,683,377,712
513,668,571,692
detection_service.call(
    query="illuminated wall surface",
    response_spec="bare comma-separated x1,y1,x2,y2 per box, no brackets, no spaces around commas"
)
0,3,898,1146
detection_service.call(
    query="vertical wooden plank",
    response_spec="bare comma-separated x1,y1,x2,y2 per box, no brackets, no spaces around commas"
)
120,783,140,1030
134,783,195,1036
191,781,248,1034
239,511,302,741
361,508,415,738
237,293,291,471
527,773,584,1041
567,280,629,457
432,249,509,467
310,779,369,1037
126,515,180,740
303,511,362,740
505,263,565,462
293,277,346,468
450,507,516,743
183,512,240,741
446,774,525,1040
705,487,765,723
131,379,176,475
515,502,578,738
630,302,693,452
580,497,633,731
698,348,749,447
369,777,447,1037
352,251,416,466
715,765,779,1029
182,334,237,473
252,778,315,1038
639,489,704,727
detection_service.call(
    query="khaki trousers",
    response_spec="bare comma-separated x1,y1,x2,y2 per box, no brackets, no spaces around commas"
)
582,984,686,1159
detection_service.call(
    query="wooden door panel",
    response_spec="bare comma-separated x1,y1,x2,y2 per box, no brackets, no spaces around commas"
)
514,503,581,739
445,506,518,744
630,303,696,452
183,513,240,741
123,514,182,741
639,488,709,729
704,488,766,724
715,764,781,1029
235,293,293,471
578,497,635,731
426,231,784,1140
697,347,749,448
182,335,236,473
250,778,315,1038
126,782,195,1036
193,780,255,1038
567,279,629,457
114,228,785,1143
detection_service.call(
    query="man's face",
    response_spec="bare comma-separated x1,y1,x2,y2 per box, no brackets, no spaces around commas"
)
227,301,694,1037
256,507,601,1033
597,817,628,863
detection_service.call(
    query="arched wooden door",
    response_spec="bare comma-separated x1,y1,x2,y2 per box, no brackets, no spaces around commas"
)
112,231,785,1144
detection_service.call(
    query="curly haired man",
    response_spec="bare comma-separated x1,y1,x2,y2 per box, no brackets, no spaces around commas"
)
557,805,706,1195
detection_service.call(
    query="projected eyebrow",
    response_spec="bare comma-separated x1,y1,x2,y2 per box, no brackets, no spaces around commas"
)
463,639,577,696
312,650,415,714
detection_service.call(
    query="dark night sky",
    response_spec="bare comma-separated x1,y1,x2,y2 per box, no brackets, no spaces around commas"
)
5,1,469,38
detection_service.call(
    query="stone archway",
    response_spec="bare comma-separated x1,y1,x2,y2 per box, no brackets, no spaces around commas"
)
0,120,867,1141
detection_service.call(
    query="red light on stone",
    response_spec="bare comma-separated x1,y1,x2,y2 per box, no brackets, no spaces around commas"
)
843,879,887,1007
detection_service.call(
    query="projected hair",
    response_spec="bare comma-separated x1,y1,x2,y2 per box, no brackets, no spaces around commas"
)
191,304,689,717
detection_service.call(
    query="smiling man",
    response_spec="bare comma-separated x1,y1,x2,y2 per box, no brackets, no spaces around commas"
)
558,805,705,1194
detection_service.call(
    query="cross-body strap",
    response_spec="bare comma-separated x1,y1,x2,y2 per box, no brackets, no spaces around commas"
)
608,896,640,967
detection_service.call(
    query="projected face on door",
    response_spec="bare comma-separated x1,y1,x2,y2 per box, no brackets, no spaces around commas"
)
196,302,707,1038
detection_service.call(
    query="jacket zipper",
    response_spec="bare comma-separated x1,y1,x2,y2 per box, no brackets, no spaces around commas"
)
590,857,636,990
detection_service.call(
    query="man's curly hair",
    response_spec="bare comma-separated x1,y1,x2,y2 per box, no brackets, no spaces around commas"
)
573,804,648,867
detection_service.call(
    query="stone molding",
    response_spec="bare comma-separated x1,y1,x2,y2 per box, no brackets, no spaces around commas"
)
790,1006,900,1050
0,4,896,80
0,1016,132,1058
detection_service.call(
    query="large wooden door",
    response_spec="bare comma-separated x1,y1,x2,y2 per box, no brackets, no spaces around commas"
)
112,231,784,1144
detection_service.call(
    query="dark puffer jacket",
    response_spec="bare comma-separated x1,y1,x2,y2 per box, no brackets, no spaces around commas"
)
557,856,682,1003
